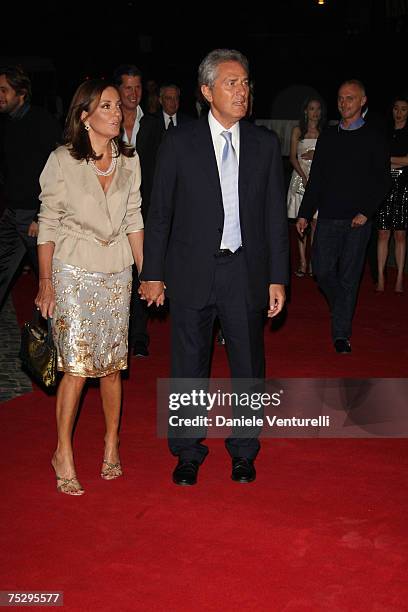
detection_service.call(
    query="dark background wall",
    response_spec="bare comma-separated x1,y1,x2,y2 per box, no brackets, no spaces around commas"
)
3,0,408,120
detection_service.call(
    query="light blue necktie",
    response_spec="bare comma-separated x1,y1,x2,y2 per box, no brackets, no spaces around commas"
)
220,131,242,252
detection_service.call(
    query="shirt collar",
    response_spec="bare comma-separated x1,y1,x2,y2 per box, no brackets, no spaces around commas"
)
339,116,365,131
10,100,30,120
208,110,239,138
136,105,144,122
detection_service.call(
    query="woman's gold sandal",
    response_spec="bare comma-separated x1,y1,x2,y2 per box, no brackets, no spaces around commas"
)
55,475,84,496
101,460,123,480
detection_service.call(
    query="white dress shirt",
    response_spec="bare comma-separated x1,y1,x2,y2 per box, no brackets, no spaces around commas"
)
163,111,177,129
122,105,144,146
207,111,241,249
207,110,240,174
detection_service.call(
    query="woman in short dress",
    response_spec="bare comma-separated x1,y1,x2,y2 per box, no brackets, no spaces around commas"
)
376,95,408,294
287,96,326,276
35,79,144,495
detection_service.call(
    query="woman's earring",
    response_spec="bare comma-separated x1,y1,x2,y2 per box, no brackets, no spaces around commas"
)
84,122,90,131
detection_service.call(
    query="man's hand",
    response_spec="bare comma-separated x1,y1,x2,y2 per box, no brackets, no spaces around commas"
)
139,280,165,306
351,213,368,228
28,221,39,237
268,284,286,318
296,217,308,238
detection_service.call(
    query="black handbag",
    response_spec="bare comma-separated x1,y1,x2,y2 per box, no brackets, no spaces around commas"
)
19,311,57,391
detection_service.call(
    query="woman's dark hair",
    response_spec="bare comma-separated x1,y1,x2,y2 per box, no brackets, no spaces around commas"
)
298,95,327,140
389,94,408,128
0,64,32,101
64,78,134,160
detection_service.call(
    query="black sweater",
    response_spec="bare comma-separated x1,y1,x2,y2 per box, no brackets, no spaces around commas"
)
298,123,390,220
0,105,61,210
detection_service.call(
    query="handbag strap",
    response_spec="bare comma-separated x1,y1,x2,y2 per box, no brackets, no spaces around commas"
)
31,309,55,348
46,318,55,349
33,308,41,326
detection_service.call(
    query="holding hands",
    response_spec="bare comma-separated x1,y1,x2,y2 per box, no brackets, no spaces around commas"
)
139,280,166,306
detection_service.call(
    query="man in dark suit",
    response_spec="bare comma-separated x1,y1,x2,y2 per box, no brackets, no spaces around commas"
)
140,49,289,485
155,84,192,131
113,64,163,357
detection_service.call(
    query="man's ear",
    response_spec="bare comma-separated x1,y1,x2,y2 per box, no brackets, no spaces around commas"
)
201,84,212,104
361,96,367,109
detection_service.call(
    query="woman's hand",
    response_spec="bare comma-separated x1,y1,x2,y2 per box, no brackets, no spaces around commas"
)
35,279,56,319
300,149,314,161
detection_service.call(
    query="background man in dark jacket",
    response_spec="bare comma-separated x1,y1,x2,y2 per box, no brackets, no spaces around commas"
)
297,79,390,354
0,64,61,311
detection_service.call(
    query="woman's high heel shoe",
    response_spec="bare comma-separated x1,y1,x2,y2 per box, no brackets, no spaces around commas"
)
101,460,123,480
55,475,84,495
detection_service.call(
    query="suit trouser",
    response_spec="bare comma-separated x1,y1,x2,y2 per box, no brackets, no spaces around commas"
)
168,250,265,463
129,273,150,350
0,208,39,311
366,222,378,283
312,218,371,341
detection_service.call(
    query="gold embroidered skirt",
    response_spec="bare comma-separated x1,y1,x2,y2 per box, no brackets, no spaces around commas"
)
52,259,132,377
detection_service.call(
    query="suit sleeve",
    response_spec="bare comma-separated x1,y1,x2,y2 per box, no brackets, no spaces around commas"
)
266,134,290,285
139,132,177,280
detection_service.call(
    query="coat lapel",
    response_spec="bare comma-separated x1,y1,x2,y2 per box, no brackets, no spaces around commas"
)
78,159,104,204
238,120,259,208
107,157,133,229
191,118,222,202
108,156,132,199
190,118,259,211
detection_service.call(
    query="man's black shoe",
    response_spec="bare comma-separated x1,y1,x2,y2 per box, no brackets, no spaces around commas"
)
216,330,226,345
231,458,256,483
172,460,200,486
334,339,351,354
133,344,149,357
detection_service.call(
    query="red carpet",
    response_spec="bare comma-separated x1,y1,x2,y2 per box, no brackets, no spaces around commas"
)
1,247,408,611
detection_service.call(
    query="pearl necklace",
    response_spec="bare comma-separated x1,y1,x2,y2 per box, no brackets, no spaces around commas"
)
90,142,117,176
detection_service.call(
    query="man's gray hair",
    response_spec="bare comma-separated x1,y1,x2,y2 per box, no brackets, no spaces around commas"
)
339,79,366,97
159,83,181,97
198,49,249,88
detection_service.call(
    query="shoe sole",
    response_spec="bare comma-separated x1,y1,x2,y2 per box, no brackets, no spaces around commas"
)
231,475,256,483
172,479,197,486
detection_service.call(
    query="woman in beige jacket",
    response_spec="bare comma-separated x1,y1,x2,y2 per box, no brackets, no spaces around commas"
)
35,79,144,495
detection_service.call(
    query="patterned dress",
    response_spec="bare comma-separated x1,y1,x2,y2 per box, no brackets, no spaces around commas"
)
376,125,408,230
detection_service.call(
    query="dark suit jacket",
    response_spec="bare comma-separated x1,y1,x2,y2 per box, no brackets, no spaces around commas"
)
141,117,289,310
154,110,194,132
135,114,163,220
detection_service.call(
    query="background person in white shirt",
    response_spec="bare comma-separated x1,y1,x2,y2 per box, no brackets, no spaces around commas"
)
156,83,194,132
